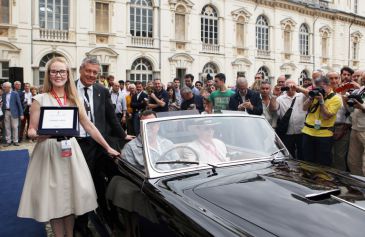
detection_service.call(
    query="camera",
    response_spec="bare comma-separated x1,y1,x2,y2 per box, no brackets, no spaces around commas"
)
280,86,290,92
308,87,325,98
347,92,364,107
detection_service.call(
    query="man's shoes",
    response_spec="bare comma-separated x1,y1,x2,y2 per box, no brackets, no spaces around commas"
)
3,143,11,147
13,142,20,146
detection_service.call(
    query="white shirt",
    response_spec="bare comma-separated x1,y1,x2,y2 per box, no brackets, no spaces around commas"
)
276,92,307,135
5,91,11,109
24,91,32,105
335,96,350,124
77,80,95,137
111,90,127,114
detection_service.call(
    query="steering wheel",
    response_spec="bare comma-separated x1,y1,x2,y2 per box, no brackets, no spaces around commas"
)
156,145,199,165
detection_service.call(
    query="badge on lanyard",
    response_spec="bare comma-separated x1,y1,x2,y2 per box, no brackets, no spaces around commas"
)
61,140,72,158
314,119,322,130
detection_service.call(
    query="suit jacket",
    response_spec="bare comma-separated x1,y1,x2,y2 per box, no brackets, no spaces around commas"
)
2,91,24,118
75,80,126,138
131,91,148,113
15,90,24,111
228,89,263,115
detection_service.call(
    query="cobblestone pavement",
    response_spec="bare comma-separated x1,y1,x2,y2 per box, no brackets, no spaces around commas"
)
1,140,101,237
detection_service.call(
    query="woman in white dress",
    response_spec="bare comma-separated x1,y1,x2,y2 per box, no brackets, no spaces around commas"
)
17,57,120,237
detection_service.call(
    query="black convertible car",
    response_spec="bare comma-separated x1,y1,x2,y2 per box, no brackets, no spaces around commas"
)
105,114,365,237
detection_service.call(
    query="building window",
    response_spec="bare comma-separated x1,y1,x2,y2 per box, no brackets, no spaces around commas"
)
0,61,9,83
95,2,109,33
100,64,109,76
39,53,62,85
130,0,153,38
354,0,358,14
283,25,291,53
175,5,186,41
257,66,270,81
299,24,309,56
203,62,218,75
353,41,358,60
130,58,153,85
236,16,245,48
201,5,218,45
0,0,10,24
321,31,329,58
39,0,69,30
300,70,309,80
256,15,269,51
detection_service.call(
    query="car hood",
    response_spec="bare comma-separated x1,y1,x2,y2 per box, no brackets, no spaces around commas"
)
164,160,365,237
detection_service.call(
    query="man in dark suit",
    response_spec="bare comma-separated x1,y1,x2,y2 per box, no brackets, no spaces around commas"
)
229,76,263,115
2,82,23,146
74,57,132,236
14,81,25,142
131,81,148,135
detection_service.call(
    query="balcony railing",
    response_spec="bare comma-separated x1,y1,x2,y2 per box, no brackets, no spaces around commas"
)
202,43,220,54
131,36,154,48
40,28,69,41
257,49,271,57
300,55,311,63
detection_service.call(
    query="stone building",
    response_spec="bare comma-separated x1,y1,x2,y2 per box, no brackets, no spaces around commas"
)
0,0,365,86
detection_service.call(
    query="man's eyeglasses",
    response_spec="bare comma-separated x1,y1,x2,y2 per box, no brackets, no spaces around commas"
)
50,70,67,76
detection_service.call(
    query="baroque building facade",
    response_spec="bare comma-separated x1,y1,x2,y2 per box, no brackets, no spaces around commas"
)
1,0,365,86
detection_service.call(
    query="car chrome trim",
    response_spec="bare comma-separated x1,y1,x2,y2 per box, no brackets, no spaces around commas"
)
141,114,277,179
304,189,341,200
330,195,365,212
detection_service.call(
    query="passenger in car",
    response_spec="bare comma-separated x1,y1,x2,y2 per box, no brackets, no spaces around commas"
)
183,119,229,164
122,110,178,170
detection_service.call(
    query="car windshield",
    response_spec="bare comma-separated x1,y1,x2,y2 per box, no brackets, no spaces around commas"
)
144,116,286,172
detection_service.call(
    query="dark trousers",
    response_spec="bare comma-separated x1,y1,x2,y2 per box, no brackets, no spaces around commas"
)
132,112,141,135
20,112,30,140
75,137,121,232
302,134,333,166
280,134,303,160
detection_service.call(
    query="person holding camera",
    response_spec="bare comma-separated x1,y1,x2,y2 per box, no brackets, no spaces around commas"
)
147,78,169,112
271,79,308,159
302,76,342,165
229,76,263,115
347,81,365,176
328,71,352,171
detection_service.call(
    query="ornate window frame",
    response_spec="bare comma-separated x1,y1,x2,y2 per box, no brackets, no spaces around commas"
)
319,25,331,63
280,18,296,55
232,7,251,54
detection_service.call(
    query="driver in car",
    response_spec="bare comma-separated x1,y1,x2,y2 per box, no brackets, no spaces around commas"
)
183,119,229,164
122,110,178,170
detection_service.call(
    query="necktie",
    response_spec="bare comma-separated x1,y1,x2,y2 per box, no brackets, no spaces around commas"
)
84,87,90,102
83,87,93,122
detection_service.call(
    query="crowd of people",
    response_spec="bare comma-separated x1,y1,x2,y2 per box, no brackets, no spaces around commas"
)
1,56,365,236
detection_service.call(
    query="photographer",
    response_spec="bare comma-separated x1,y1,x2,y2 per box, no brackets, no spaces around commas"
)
147,78,169,112
302,76,342,165
347,82,365,176
328,71,351,171
271,79,308,159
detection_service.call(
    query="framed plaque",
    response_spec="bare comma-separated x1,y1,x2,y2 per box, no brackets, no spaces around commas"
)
38,106,79,137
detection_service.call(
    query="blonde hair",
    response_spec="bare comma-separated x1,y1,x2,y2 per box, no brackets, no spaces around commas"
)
43,57,86,118
250,80,262,92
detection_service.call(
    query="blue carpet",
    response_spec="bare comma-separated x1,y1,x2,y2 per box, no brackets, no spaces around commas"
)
0,149,46,237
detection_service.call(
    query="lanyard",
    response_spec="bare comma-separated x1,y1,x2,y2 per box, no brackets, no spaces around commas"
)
51,90,67,106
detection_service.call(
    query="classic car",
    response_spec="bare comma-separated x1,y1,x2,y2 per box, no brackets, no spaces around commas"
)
105,114,365,237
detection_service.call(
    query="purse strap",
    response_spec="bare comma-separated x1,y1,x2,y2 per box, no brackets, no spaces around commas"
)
289,97,297,109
